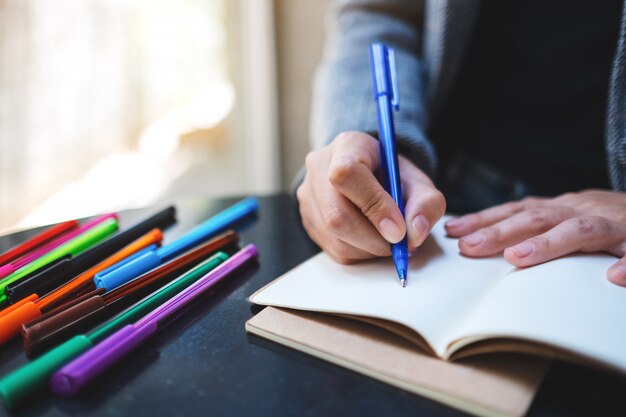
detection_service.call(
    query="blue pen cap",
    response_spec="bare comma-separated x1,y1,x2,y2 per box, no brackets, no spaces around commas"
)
94,250,162,291
156,197,258,261
94,244,158,280
369,43,399,110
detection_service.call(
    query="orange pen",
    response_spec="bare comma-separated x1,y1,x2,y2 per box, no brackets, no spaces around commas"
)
0,229,163,345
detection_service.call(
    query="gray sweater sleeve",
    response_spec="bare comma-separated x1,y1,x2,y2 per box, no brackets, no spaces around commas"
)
310,0,437,177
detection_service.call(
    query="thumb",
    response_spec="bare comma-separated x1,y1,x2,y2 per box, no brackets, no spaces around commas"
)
607,254,626,287
399,155,446,249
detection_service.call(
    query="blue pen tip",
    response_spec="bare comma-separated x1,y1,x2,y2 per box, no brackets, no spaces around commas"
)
397,266,407,287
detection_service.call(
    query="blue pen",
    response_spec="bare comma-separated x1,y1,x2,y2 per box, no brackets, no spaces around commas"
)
93,197,258,290
369,43,409,287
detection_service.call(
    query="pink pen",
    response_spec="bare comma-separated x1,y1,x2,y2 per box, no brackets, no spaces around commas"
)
0,214,118,280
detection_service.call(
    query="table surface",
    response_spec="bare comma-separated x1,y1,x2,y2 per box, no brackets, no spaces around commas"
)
0,194,625,417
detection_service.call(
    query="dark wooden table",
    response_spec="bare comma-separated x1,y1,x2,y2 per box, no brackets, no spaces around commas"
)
0,194,624,417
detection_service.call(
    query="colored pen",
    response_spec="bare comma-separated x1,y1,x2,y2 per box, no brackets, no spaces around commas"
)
0,214,112,282
0,251,229,409
0,256,72,297
0,218,119,305
0,230,163,345
369,42,409,287
93,197,258,291
5,207,176,304
0,215,115,281
0,214,116,284
21,231,239,357
0,220,79,267
51,244,258,397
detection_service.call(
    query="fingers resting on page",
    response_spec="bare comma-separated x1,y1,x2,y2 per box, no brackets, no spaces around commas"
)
297,132,626,287
445,190,626,287
297,132,445,264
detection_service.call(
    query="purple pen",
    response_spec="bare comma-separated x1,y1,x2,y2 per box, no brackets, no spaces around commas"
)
50,244,259,397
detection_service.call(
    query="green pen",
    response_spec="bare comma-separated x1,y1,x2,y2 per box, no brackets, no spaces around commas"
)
0,251,229,409
0,218,120,306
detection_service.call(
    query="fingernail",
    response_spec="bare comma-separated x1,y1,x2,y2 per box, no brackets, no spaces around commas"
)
460,232,484,247
411,214,430,245
510,241,534,258
379,218,404,243
446,217,466,230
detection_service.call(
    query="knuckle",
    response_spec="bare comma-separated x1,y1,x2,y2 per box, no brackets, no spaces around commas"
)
561,191,577,199
525,209,550,229
568,216,603,235
361,191,388,221
483,227,502,243
422,188,447,215
323,206,348,233
328,156,357,186
519,197,541,208
530,235,551,251
334,131,355,146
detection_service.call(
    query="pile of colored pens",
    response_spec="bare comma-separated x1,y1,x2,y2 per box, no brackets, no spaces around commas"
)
0,198,260,409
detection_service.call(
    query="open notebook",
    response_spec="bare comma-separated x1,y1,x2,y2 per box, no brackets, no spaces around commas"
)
247,218,626,415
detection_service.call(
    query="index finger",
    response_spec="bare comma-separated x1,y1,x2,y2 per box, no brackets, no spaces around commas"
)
327,133,406,244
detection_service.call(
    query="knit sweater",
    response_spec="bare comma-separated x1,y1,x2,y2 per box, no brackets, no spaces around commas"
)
309,0,626,191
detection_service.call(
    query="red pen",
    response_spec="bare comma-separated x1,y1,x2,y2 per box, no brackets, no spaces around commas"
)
0,220,79,267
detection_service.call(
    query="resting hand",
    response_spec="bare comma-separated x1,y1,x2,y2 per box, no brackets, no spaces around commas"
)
297,132,446,263
444,190,626,286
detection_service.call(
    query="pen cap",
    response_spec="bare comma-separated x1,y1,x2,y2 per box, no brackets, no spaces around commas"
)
0,335,93,409
0,294,38,320
369,43,399,110
0,302,43,344
94,250,162,291
20,289,104,355
71,206,175,272
36,231,163,313
4,255,72,303
23,296,107,358
51,323,157,397
104,230,239,305
0,264,15,280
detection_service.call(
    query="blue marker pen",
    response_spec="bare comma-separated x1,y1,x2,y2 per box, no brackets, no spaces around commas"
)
93,197,258,290
369,43,409,287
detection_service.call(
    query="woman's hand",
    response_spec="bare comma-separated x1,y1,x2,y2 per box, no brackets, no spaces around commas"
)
445,190,626,286
297,132,446,264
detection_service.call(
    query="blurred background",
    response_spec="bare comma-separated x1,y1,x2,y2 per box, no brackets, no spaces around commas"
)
0,0,330,233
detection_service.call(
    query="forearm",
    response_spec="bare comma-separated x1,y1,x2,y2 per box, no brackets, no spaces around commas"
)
310,0,437,176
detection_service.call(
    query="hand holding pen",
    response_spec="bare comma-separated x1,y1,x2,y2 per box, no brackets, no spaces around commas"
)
296,46,445,271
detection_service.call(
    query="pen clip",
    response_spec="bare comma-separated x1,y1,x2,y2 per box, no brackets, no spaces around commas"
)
387,48,400,111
